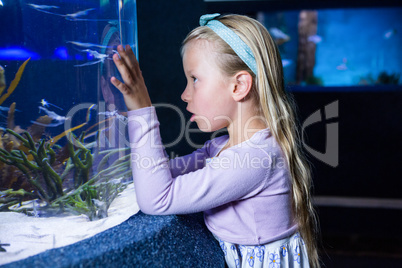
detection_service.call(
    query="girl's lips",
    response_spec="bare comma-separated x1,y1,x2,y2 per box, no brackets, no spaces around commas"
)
190,114,196,122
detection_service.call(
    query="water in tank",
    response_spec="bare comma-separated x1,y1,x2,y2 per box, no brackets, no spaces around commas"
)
0,0,138,263
257,7,402,88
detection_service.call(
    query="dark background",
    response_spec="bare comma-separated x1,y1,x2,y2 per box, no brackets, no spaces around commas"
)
137,0,402,267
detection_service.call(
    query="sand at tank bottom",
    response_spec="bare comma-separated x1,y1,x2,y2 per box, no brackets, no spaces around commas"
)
0,183,139,265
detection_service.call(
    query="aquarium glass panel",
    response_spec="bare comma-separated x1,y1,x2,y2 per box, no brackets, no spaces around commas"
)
257,7,402,87
0,0,137,220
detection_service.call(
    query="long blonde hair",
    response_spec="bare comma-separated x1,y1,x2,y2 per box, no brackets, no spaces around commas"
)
182,14,320,267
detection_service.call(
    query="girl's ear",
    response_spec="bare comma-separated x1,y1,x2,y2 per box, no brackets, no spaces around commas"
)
231,71,253,102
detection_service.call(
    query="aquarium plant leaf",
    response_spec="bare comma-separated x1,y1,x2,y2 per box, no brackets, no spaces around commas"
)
7,102,16,130
0,58,30,105
6,129,29,148
0,65,6,95
49,104,95,146
1,125,132,220
50,122,87,146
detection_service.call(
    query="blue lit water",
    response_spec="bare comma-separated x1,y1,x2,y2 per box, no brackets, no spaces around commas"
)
259,7,402,88
0,0,137,132
0,0,137,216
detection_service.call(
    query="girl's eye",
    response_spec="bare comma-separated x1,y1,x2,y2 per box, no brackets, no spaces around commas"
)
192,76,198,83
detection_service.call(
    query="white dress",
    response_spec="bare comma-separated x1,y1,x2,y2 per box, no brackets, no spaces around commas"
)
216,232,310,268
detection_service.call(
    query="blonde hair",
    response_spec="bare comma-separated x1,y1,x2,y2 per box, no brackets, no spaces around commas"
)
182,14,320,267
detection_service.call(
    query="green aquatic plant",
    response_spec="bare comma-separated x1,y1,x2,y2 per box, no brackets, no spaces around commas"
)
359,72,401,85
305,75,323,86
0,129,132,220
0,129,64,202
67,132,93,187
0,189,35,211
51,146,131,220
0,102,54,191
376,72,400,85
0,59,131,220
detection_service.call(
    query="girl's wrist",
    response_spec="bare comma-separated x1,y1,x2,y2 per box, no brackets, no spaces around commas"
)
124,96,152,111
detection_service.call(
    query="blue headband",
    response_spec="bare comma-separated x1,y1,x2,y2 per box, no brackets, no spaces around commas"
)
199,13,258,75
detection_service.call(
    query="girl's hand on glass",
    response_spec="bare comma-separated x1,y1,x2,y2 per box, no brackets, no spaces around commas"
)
111,44,152,111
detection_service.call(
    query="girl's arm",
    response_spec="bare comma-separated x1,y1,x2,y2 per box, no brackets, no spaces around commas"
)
168,147,210,177
128,107,272,215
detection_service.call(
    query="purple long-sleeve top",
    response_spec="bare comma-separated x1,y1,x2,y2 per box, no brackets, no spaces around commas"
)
127,106,297,245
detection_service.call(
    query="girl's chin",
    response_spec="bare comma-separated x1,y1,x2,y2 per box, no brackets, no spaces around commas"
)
191,116,227,133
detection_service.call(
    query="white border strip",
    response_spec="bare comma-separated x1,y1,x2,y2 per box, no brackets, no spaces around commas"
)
313,196,402,210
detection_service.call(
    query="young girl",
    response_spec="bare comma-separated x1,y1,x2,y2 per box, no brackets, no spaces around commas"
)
111,13,319,268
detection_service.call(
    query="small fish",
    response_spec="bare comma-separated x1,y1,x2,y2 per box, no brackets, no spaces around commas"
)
74,60,104,67
307,35,322,44
336,58,348,71
282,59,293,68
27,4,59,10
27,3,62,15
74,49,116,67
0,106,20,112
384,29,397,39
82,49,108,60
67,41,110,49
64,8,96,20
108,20,119,26
40,99,63,110
269,27,290,41
28,4,95,21
38,106,69,121
99,110,127,122
31,106,70,127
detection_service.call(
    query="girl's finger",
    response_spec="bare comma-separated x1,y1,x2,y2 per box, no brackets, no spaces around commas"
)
110,76,129,95
116,45,138,77
112,53,135,86
124,44,141,75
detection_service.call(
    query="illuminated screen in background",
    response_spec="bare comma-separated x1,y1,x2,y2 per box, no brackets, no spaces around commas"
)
257,7,402,87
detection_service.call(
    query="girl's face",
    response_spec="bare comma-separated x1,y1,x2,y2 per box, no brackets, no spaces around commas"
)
181,40,236,132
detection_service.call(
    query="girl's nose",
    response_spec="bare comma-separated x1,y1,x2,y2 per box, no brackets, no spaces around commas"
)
181,86,190,103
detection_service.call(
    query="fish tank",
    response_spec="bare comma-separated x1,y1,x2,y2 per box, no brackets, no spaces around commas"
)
0,0,139,264
256,7,402,88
